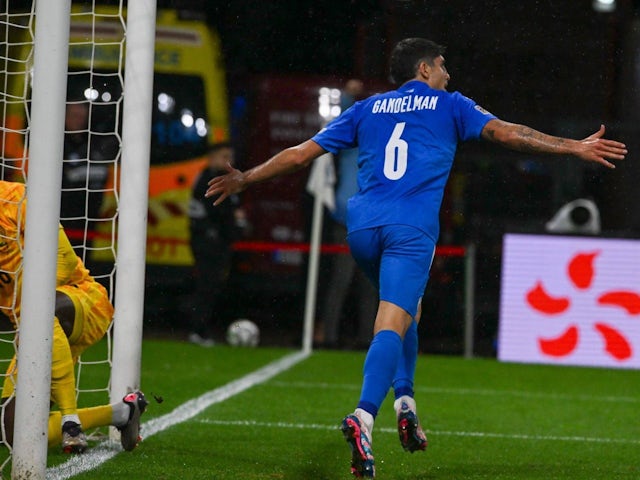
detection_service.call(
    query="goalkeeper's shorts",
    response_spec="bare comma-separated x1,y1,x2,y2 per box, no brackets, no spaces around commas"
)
56,280,113,360
1,280,113,400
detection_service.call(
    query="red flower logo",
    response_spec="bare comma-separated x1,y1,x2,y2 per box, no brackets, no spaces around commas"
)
526,252,640,361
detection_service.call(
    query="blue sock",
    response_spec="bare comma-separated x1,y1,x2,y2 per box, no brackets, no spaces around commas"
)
393,320,418,399
357,330,402,418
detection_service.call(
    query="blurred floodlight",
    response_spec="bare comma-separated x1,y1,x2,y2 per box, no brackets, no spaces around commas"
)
318,103,331,118
84,87,99,101
195,117,208,137
593,0,615,12
180,109,194,127
157,92,175,113
318,86,342,120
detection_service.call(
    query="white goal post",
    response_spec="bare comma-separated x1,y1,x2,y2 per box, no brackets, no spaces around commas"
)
12,1,72,477
109,0,157,419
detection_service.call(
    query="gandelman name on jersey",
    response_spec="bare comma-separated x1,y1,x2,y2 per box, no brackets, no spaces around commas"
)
371,94,438,114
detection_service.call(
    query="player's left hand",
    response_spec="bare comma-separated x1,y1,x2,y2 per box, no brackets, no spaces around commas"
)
205,162,246,206
576,125,627,168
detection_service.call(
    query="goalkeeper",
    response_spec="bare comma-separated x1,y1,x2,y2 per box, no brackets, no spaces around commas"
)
0,180,147,453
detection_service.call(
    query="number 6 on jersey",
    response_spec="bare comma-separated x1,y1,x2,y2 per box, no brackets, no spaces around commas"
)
384,122,408,180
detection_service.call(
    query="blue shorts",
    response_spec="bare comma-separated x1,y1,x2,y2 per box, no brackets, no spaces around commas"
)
347,225,435,318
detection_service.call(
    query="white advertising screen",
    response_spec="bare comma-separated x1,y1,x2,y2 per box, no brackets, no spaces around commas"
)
498,234,640,369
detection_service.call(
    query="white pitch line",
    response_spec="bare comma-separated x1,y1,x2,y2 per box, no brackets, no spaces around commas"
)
197,419,640,446
270,381,640,404
46,350,309,480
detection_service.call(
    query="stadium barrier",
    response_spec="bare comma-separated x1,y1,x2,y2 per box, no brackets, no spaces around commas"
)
66,229,477,358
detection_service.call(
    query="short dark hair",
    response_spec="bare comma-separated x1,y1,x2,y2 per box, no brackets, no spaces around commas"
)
389,38,446,85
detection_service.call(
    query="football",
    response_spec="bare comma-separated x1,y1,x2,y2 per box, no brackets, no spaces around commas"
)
226,319,260,347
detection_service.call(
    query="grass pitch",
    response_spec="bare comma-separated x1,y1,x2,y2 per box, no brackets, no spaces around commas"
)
5,339,640,479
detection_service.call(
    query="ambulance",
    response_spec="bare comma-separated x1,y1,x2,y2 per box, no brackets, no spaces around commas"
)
2,5,229,278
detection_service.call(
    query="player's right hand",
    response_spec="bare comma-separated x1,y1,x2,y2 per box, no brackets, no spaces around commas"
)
205,162,246,206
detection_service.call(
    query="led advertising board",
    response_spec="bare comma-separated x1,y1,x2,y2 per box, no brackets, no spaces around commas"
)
498,234,640,369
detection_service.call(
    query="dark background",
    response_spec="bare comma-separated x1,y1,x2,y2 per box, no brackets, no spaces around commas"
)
194,0,640,233
153,0,640,352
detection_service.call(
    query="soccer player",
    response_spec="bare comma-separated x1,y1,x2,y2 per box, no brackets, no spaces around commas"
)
204,38,627,478
0,180,147,453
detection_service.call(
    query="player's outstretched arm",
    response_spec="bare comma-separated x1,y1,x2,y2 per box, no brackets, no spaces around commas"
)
205,140,326,206
481,119,627,168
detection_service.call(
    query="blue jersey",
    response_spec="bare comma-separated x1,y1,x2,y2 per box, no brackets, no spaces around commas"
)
312,80,496,242
332,147,358,226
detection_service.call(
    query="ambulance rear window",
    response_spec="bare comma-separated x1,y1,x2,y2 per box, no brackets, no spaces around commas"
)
151,73,209,165
66,70,210,165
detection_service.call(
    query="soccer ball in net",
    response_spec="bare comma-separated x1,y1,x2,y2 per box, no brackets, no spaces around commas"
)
226,319,260,347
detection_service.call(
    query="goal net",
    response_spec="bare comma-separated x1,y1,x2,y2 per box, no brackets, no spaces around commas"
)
0,1,153,475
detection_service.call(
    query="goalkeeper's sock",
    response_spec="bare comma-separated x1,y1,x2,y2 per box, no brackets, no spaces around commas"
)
50,320,78,417
393,320,418,399
357,329,402,419
61,414,81,427
48,404,116,447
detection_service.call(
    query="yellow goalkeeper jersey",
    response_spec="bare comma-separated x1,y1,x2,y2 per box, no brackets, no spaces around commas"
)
0,181,94,321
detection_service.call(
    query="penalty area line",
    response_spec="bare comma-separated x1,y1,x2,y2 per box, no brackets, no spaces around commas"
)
46,350,309,480
197,419,640,446
270,381,640,404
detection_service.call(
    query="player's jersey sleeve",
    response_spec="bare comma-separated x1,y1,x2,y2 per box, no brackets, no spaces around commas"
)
57,226,79,286
0,181,27,320
451,91,496,141
56,225,92,287
311,104,359,154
